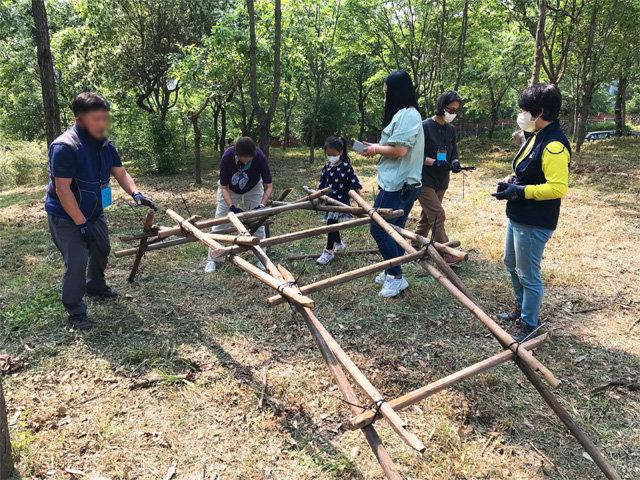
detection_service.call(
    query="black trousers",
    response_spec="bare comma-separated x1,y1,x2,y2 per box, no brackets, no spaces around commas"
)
326,218,341,250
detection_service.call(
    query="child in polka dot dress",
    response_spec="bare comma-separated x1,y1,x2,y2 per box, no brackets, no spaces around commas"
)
316,136,362,265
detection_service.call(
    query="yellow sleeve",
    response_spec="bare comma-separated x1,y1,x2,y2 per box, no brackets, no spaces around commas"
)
524,141,570,201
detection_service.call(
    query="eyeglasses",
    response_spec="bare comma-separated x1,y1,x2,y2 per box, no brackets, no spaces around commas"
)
445,107,460,115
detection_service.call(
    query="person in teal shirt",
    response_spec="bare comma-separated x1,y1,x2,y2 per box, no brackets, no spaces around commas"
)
362,70,424,297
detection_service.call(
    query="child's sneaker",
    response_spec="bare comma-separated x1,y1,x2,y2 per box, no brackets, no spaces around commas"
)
316,249,335,265
334,241,346,252
379,276,409,298
375,271,388,284
204,261,216,274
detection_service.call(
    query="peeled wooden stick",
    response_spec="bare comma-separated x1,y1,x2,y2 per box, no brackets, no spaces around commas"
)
349,334,549,429
165,209,314,308
267,250,426,307
270,200,397,217
289,187,334,204
348,190,559,388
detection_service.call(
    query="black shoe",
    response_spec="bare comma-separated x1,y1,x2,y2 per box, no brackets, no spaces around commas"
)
497,304,521,323
86,286,120,299
509,318,537,343
68,313,94,331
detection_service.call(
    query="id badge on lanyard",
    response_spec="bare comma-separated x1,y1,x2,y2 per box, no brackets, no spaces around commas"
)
101,184,112,208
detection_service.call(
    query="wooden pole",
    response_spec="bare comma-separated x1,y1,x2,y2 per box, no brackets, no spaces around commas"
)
348,190,560,388
207,213,402,259
393,226,478,305
349,334,549,430
115,220,274,258
297,308,426,452
517,362,622,480
270,200,397,217
298,307,403,479
127,209,154,282
396,227,467,262
267,250,426,307
289,187,334,204
0,378,13,479
165,209,314,308
271,267,401,479
287,248,379,260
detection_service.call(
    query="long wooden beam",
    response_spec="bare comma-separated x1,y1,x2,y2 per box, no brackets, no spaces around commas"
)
287,248,379,260
296,304,426,452
349,334,549,430
267,250,426,307
348,190,559,388
270,266,401,479
207,212,403,259
165,209,314,308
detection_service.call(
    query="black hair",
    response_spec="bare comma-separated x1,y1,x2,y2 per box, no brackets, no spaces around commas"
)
434,90,462,116
518,83,562,121
71,92,110,116
383,70,419,128
323,136,349,163
234,136,257,157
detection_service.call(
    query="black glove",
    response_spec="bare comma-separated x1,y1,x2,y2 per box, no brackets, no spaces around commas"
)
252,204,264,210
492,182,525,201
451,160,461,173
229,205,243,214
77,221,96,244
132,192,157,211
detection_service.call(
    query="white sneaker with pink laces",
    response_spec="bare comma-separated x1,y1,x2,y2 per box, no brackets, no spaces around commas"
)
316,249,335,265
334,241,346,252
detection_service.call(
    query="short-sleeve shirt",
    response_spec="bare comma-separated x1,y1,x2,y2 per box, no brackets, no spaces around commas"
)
376,107,425,192
318,160,362,205
219,146,272,194
421,118,459,190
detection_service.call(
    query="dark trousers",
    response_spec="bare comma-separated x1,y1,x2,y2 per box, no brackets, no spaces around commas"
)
48,214,110,316
326,219,341,250
369,186,421,277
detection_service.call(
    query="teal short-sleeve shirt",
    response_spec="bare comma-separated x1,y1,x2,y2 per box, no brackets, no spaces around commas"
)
376,107,424,192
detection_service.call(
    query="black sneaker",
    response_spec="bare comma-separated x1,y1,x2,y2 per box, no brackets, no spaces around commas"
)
68,313,94,331
509,318,537,343
86,286,120,299
497,304,521,323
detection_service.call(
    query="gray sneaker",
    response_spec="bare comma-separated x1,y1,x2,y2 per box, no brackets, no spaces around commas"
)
375,271,388,284
497,304,521,323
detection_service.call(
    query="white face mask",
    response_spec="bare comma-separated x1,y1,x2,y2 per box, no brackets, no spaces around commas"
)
327,155,340,164
517,111,538,132
444,111,457,123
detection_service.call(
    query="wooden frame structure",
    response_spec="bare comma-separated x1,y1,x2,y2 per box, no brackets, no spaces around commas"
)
115,187,621,480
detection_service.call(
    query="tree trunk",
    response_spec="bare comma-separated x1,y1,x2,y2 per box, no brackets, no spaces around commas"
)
309,80,321,164
31,0,61,146
0,378,13,479
212,103,220,155
190,115,202,185
220,106,227,155
454,0,469,91
614,77,628,137
358,94,366,140
530,0,547,85
246,0,282,156
575,89,592,153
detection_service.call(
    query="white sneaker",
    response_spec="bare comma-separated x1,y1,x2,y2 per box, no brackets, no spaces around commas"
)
316,249,335,265
379,276,409,298
375,271,388,284
204,261,216,274
334,242,346,252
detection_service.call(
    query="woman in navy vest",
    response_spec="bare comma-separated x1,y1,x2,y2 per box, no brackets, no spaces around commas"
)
492,83,571,342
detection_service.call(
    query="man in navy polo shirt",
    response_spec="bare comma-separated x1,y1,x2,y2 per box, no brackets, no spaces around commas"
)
45,92,156,331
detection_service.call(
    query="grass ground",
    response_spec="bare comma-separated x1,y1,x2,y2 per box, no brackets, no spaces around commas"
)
0,136,639,480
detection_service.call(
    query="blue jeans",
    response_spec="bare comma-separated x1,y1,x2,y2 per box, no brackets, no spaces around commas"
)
503,219,553,327
370,186,421,277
